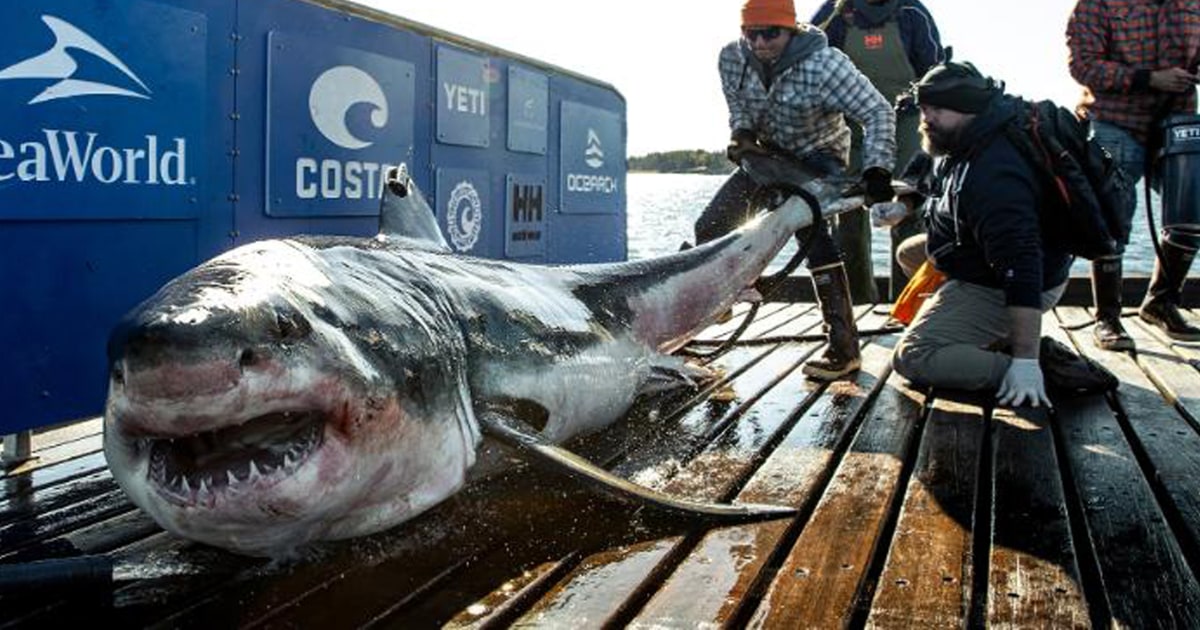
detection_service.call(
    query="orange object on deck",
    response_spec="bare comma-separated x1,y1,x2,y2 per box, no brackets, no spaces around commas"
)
890,260,947,325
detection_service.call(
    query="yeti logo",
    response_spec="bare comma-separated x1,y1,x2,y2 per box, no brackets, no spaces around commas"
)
0,15,151,105
308,65,389,150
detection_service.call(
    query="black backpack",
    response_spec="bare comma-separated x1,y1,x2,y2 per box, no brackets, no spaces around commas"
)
1000,99,1135,260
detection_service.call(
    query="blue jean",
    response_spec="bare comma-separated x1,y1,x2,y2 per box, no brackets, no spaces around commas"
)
1091,120,1198,249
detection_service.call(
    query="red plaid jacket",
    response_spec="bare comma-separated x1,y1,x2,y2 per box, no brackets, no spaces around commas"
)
1067,0,1200,142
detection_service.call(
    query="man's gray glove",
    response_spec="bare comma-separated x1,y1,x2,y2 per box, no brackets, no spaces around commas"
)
861,166,895,206
726,129,769,165
996,357,1051,408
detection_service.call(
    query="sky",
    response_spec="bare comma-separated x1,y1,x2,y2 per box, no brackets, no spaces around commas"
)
358,1,1082,157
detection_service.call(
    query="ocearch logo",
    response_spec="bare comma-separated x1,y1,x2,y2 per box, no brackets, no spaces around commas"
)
567,128,617,194
0,15,151,104
295,65,395,200
584,128,604,169
0,15,190,188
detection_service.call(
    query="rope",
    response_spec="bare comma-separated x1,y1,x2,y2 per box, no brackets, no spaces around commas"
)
682,183,824,363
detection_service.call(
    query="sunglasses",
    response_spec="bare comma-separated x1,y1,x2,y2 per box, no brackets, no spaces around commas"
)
742,26,784,43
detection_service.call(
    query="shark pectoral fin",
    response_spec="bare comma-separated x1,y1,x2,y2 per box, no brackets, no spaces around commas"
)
477,409,796,522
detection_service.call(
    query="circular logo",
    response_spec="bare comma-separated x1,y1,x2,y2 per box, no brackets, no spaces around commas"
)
308,65,388,150
446,181,482,252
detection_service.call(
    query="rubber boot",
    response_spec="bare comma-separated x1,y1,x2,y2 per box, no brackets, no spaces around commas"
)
833,208,879,305
1091,256,1134,351
803,263,862,380
1139,241,1200,341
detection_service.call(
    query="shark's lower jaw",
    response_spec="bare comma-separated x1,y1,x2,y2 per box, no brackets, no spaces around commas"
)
146,410,326,505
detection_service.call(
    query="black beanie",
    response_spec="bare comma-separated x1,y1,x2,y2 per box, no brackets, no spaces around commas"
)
912,61,999,113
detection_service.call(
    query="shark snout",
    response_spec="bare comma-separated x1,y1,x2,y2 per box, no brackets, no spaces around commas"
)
108,302,314,402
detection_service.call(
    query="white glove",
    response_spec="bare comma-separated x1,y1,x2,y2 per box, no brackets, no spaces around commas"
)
869,201,909,228
996,358,1052,408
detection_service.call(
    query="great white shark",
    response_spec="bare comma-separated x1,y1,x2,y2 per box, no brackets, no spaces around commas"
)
103,159,867,556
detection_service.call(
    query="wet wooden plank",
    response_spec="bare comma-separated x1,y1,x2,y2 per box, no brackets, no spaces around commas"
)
439,557,579,628
1125,315,1200,428
693,302,810,344
1053,307,1200,627
0,468,118,528
867,393,985,628
0,487,137,559
0,451,109,504
987,404,1089,628
742,343,924,628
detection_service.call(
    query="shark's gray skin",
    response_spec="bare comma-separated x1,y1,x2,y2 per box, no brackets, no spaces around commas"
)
103,161,864,556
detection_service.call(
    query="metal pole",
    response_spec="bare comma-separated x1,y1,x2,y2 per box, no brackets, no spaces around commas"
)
2,430,33,470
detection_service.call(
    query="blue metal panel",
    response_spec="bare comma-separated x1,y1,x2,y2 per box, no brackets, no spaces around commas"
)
264,31,415,217
436,167,492,256
436,45,491,148
505,174,547,260
546,77,627,263
0,221,199,430
0,1,209,221
233,0,431,242
0,0,233,433
559,100,623,215
507,66,548,155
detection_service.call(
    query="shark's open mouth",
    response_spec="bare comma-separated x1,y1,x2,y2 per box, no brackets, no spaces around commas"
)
147,410,326,502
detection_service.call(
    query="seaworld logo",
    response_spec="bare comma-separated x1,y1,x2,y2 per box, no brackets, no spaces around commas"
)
0,15,151,104
295,65,395,200
0,15,190,187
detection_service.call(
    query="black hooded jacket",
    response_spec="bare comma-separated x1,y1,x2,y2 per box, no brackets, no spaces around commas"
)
924,95,1073,308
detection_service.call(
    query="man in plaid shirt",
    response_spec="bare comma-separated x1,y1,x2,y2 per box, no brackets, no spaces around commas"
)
694,0,896,380
1068,0,1200,347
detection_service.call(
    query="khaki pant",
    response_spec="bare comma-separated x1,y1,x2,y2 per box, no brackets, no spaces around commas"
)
893,279,1067,391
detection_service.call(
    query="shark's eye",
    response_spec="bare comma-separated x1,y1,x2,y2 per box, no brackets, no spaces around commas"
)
274,309,312,342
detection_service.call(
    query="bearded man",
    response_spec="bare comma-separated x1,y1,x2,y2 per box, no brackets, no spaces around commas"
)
888,61,1075,407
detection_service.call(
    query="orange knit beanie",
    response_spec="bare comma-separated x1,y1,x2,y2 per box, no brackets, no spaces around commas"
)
741,0,796,28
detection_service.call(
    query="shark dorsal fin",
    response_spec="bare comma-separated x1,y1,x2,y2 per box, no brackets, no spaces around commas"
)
378,165,451,253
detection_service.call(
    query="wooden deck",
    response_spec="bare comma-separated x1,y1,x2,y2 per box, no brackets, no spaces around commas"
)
5,302,1200,628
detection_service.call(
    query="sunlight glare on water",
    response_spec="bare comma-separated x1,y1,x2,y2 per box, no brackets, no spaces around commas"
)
627,172,1161,276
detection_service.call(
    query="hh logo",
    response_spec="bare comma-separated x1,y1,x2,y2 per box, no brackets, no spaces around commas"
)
0,15,151,104
309,66,388,150
863,33,885,50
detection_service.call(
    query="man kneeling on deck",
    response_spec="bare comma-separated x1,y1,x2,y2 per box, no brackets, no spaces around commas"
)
890,61,1114,406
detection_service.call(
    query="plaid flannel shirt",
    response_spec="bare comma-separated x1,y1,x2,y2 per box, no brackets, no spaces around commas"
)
1067,0,1200,142
718,39,896,172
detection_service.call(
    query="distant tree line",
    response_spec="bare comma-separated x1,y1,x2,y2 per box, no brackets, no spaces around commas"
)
628,149,734,175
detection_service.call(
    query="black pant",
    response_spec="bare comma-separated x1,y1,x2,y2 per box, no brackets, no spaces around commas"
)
694,165,842,269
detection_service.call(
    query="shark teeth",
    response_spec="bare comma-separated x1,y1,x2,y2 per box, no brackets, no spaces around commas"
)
148,411,324,504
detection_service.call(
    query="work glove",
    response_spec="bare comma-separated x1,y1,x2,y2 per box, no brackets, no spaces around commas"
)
996,358,1052,408
869,201,909,228
726,129,768,165
861,166,895,206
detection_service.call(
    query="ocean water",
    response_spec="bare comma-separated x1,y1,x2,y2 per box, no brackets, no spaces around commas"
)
626,172,1161,276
